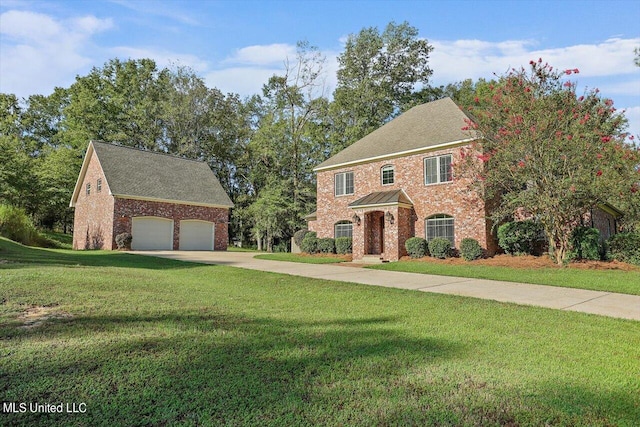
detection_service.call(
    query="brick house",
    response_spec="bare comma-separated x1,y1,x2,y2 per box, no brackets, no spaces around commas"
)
70,141,233,251
307,97,621,262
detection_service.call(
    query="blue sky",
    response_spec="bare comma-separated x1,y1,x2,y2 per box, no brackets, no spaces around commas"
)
1,0,639,135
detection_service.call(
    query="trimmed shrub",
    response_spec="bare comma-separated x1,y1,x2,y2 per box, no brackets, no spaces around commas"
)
317,237,336,254
405,237,427,258
569,227,601,261
608,233,640,266
335,237,352,254
293,229,309,247
428,238,451,259
115,233,133,250
497,220,544,255
273,241,289,253
460,238,483,261
0,204,36,245
300,232,318,254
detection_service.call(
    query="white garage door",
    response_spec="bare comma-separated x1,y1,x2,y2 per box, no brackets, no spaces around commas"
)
131,217,174,250
179,220,215,251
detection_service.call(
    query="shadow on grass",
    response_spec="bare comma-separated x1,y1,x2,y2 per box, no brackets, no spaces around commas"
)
0,237,199,270
2,312,461,425
3,310,638,425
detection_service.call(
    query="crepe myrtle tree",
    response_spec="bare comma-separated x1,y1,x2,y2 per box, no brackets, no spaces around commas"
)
456,59,639,265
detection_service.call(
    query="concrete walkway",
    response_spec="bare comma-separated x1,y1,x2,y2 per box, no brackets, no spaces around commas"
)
134,250,640,321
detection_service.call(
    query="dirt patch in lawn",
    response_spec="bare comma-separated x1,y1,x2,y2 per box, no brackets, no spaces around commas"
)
399,254,639,271
17,305,73,329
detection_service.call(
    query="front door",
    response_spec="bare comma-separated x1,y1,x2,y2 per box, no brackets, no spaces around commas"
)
379,214,385,255
365,211,385,255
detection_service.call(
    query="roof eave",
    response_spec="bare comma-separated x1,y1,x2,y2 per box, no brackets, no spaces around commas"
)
113,194,234,209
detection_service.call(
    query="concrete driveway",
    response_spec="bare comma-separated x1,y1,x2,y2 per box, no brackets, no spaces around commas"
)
133,250,640,321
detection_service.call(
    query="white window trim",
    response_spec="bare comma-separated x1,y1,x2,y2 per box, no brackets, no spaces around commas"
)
334,171,354,197
334,221,353,238
424,154,453,185
425,214,455,245
381,165,395,186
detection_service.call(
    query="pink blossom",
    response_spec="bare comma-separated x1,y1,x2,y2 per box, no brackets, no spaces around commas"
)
518,161,525,168
573,68,579,74
563,81,572,87
596,170,603,177
565,69,572,75
601,136,611,143
566,135,573,140
596,153,603,159
477,153,492,163
578,96,584,101
474,96,480,103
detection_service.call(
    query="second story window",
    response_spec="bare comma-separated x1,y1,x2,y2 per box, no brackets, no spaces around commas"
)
424,154,453,185
381,165,394,185
86,183,91,195
97,179,102,192
335,171,354,196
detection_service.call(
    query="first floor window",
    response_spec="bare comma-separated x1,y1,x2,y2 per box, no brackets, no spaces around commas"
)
426,214,454,245
334,221,353,238
86,183,91,195
335,171,354,196
424,154,452,185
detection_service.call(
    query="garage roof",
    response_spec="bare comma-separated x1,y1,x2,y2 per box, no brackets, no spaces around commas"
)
70,141,234,208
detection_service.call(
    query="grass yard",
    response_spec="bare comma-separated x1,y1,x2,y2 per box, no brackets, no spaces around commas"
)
1,238,639,426
368,259,640,296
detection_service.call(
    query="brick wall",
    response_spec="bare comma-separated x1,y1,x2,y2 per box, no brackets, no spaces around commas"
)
113,198,230,250
583,207,618,241
72,150,114,250
312,145,494,261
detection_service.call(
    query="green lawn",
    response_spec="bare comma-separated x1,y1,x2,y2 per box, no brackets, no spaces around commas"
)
254,253,349,264
368,260,640,296
1,237,639,426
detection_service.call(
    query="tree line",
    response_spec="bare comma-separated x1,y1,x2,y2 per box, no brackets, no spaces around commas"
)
1,21,638,253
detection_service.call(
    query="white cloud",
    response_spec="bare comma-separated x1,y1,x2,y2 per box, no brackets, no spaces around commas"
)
430,37,640,84
210,44,340,98
0,10,113,97
110,46,210,73
625,106,640,138
205,67,283,97
224,43,297,66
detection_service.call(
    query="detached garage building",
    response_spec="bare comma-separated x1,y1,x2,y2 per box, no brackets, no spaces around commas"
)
70,141,234,251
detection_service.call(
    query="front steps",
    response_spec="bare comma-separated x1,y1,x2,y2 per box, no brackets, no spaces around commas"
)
357,255,386,264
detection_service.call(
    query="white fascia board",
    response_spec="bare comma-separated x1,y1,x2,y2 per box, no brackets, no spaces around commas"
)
313,138,476,172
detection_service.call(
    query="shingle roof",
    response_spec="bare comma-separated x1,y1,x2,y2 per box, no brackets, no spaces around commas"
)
348,190,413,208
315,97,478,171
72,141,233,208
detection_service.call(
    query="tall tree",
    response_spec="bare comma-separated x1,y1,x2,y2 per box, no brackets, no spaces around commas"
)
456,60,636,264
162,66,250,199
243,42,330,250
329,21,433,152
63,58,170,150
